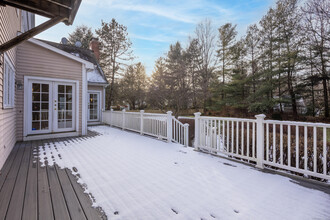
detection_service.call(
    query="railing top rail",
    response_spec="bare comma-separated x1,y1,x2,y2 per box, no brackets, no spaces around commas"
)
178,116,194,120
265,119,330,127
199,116,256,122
143,113,167,116
172,117,184,126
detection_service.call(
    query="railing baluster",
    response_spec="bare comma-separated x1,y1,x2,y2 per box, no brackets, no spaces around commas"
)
323,127,327,175
273,124,276,163
288,125,291,166
241,121,244,156
247,122,250,157
296,125,299,168
218,120,221,150
252,122,255,158
304,126,308,171
313,126,317,173
280,124,283,165
266,123,269,161
227,120,229,152
222,120,225,151
236,121,239,154
231,121,234,153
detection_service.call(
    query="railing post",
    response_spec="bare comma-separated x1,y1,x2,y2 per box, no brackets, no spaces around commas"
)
110,108,113,126
140,110,144,135
184,123,189,147
194,112,201,150
122,109,126,130
255,114,266,169
166,111,173,143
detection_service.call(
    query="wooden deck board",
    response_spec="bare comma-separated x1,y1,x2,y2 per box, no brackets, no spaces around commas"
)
0,142,26,220
0,143,20,191
0,135,103,220
56,165,87,220
37,139,54,220
22,141,39,220
6,141,31,220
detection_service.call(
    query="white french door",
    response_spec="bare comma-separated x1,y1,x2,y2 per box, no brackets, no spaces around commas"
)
88,92,100,121
28,80,76,135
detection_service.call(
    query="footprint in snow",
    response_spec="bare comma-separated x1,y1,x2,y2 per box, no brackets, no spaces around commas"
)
210,214,216,218
114,211,119,215
171,208,178,214
223,162,237,167
234,209,240,214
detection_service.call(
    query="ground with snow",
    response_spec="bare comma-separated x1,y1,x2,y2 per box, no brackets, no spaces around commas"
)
39,126,330,220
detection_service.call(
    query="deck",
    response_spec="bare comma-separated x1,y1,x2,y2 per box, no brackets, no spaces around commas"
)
0,132,106,220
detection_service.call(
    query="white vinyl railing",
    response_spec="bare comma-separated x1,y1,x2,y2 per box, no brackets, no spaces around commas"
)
103,110,189,146
194,113,330,181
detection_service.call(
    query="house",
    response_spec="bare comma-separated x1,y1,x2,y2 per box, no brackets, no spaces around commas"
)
0,1,82,169
16,38,108,142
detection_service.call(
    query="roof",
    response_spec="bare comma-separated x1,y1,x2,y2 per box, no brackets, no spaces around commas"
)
0,0,81,25
38,39,108,85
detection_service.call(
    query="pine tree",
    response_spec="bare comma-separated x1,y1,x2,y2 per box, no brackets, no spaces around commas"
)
68,25,94,49
96,19,133,109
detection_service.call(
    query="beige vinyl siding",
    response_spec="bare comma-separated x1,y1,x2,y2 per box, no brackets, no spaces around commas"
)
16,41,83,140
0,6,21,169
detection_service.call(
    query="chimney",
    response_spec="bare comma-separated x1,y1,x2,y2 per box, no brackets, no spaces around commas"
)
89,38,100,61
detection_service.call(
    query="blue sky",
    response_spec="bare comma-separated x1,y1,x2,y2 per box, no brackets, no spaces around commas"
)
36,0,275,75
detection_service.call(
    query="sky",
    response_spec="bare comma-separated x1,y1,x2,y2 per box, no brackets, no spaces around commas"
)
36,0,275,75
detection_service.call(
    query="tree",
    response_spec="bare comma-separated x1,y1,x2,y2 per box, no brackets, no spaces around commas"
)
217,23,237,99
148,58,168,111
68,25,94,49
302,0,330,117
195,19,217,111
245,24,260,100
186,38,203,109
120,63,148,110
275,0,304,118
96,19,133,109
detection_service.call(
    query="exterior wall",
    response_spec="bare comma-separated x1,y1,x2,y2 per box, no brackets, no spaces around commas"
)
88,84,105,123
0,7,21,169
16,41,83,140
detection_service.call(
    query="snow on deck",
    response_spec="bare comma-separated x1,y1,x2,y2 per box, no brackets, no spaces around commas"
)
39,126,330,220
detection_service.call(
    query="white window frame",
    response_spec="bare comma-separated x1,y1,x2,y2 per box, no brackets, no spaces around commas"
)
3,54,15,109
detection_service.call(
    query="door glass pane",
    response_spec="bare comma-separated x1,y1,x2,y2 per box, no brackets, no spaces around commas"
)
57,84,74,129
31,83,49,132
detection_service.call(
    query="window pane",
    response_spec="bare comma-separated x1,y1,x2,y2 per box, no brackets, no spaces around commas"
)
66,120,72,128
41,121,49,130
58,103,65,110
58,120,65,128
66,103,72,110
32,103,40,111
32,93,40,101
58,111,65,120
42,84,49,92
66,94,72,102
66,111,72,120
41,112,48,120
58,85,65,93
32,83,40,92
66,85,72,93
42,93,49,101
58,94,65,102
41,103,49,110
32,122,40,131
32,112,40,121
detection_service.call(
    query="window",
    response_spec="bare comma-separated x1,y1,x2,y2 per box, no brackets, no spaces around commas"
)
3,55,15,108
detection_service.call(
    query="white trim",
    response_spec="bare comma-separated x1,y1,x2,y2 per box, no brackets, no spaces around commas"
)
87,91,101,122
23,132,80,141
3,53,15,109
23,76,80,137
28,38,94,69
82,64,87,135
